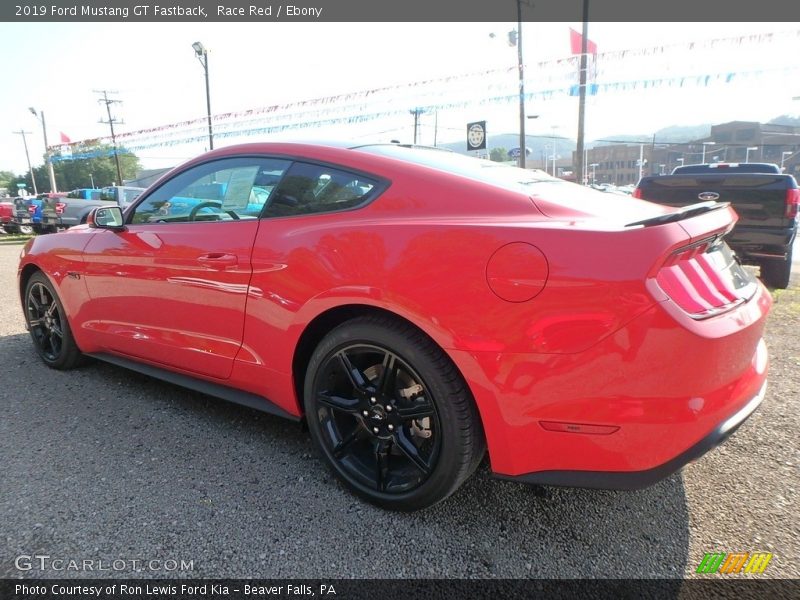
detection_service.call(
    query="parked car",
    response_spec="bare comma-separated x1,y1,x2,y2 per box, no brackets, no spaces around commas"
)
18,142,771,510
634,162,799,288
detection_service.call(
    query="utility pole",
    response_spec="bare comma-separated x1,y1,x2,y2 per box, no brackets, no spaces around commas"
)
410,108,427,144
13,130,38,195
29,108,58,192
575,0,590,185
95,89,124,185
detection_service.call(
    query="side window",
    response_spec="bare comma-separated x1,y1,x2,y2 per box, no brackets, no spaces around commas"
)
263,162,378,219
131,158,291,224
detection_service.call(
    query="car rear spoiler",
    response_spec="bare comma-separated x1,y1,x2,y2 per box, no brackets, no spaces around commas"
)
625,201,730,228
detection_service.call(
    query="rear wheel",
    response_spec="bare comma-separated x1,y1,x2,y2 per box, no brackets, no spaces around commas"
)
19,224,34,235
760,245,793,289
24,272,84,369
304,316,485,511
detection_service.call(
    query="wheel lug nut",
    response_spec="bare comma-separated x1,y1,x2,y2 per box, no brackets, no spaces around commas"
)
362,410,369,416
370,397,377,404
386,405,393,412
388,424,394,431
372,427,379,434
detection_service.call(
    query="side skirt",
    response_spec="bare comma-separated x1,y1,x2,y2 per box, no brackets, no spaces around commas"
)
88,352,300,422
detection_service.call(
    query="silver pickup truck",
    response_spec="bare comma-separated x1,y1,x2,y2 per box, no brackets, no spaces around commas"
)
38,186,146,229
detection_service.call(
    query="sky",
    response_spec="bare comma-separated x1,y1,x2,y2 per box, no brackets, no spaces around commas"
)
0,21,798,176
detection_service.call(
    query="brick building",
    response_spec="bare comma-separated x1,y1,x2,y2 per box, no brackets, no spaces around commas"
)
575,120,800,185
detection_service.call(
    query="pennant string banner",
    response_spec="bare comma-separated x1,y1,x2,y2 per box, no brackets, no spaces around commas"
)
51,29,800,157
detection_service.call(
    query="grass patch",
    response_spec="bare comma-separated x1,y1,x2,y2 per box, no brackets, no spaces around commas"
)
0,234,34,245
769,282,800,317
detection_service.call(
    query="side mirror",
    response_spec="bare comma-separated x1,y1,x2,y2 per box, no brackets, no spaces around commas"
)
88,206,126,231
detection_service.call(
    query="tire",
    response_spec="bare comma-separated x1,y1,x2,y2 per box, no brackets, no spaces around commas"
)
24,272,84,370
760,245,793,289
304,315,485,511
3,224,18,234
19,224,34,235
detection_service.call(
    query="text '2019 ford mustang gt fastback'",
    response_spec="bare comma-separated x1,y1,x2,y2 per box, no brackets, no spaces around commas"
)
18,142,771,510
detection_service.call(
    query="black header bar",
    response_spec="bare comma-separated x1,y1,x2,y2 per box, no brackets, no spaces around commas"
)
3,0,800,22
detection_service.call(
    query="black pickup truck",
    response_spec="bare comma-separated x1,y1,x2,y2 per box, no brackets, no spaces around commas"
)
634,163,799,288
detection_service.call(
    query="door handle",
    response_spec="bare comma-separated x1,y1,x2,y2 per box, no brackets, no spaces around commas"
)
197,253,238,268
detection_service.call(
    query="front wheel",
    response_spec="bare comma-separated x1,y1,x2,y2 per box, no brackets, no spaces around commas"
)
304,316,485,511
24,272,84,369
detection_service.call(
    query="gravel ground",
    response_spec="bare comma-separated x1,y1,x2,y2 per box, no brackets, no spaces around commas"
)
0,237,797,580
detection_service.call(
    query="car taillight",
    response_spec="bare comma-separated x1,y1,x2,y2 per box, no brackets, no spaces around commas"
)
786,188,799,219
632,187,643,199
55,202,66,214
27,205,36,214
656,240,756,319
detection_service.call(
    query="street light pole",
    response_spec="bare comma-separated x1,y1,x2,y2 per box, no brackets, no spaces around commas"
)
575,0,590,187
701,141,715,164
781,151,792,171
589,163,598,185
13,130,38,195
515,0,526,169
29,107,58,193
745,146,758,163
638,144,644,180
192,42,214,150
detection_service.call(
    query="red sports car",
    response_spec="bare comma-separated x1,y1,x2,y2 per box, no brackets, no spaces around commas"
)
18,142,770,511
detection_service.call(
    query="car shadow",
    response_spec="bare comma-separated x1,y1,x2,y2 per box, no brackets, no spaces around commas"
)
1,332,690,579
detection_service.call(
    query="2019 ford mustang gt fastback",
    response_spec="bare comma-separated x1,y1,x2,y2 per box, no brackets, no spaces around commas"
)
18,142,770,510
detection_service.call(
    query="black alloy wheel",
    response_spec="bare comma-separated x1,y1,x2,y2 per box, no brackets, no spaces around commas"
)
305,316,485,511
24,272,83,369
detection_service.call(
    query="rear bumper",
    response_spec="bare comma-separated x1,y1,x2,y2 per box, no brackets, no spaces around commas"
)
450,282,771,482
728,224,797,260
495,380,766,490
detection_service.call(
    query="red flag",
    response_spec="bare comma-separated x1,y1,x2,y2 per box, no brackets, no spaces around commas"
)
569,28,597,56
60,131,71,143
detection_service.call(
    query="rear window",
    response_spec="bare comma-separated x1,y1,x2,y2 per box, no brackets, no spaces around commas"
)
263,162,379,218
673,163,780,175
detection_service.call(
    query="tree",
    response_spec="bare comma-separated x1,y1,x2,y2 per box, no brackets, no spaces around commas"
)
0,170,17,195
15,145,141,193
490,147,510,163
